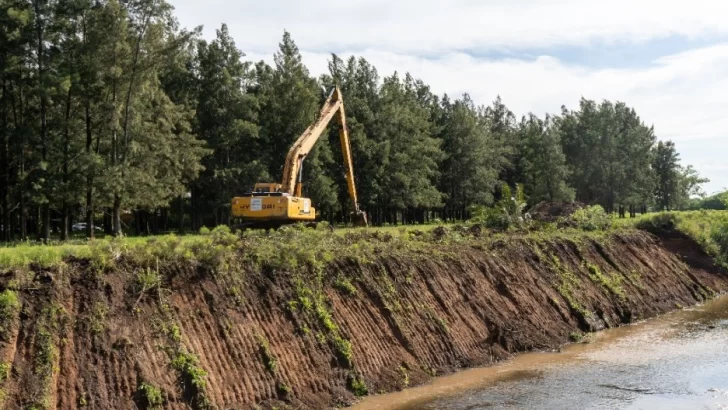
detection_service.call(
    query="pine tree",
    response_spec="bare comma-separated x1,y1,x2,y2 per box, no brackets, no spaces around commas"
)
193,24,262,225
518,114,574,203
485,95,518,188
373,72,443,213
558,99,655,211
652,140,680,211
257,31,318,178
439,94,505,211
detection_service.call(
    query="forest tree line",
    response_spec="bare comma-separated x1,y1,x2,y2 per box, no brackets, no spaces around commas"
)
0,0,709,241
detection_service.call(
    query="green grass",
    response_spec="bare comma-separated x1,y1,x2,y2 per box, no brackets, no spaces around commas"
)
0,223,443,270
630,211,728,263
1,211,726,274
584,262,625,299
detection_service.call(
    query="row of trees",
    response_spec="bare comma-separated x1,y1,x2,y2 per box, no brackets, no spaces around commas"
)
0,0,708,241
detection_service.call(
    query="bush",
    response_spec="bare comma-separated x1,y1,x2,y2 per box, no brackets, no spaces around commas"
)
347,373,368,397
712,219,728,268
469,184,531,230
138,382,164,409
571,205,611,231
636,212,678,232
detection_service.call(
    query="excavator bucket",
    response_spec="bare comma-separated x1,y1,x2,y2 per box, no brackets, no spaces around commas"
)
353,210,368,227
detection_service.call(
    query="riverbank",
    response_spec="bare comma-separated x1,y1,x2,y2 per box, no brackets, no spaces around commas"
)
353,293,728,410
0,217,726,408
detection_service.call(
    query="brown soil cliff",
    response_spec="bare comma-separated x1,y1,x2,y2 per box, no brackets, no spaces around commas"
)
0,230,725,409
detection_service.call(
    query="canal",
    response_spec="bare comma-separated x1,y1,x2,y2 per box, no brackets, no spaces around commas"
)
354,295,728,410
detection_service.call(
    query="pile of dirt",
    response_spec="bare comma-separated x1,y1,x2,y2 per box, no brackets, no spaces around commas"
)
528,201,586,223
0,230,725,409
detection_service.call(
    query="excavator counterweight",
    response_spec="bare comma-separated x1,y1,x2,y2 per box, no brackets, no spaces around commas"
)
231,86,367,229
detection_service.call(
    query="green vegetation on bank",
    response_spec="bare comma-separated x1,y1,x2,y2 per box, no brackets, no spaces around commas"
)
0,210,725,274
0,208,726,404
632,210,728,268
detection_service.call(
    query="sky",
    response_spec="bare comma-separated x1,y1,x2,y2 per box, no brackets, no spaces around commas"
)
170,0,728,195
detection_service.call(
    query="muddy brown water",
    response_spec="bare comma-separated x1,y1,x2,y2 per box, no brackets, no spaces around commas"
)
353,295,728,410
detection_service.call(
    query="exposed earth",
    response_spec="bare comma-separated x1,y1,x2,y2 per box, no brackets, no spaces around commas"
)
0,229,725,409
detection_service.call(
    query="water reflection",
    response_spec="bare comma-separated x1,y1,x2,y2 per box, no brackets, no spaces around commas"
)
353,296,728,410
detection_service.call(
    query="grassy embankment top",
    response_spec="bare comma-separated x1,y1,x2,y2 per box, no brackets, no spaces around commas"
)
1,210,726,273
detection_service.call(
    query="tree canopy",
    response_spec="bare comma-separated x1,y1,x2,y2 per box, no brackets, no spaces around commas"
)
0,0,709,240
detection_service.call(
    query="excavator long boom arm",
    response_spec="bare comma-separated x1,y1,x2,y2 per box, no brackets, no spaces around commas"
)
281,86,362,213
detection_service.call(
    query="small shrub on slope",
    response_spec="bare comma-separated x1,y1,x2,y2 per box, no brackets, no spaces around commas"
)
571,205,611,231
0,291,20,341
138,382,164,409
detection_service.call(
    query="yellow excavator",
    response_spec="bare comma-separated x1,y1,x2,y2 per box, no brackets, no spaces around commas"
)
231,86,367,229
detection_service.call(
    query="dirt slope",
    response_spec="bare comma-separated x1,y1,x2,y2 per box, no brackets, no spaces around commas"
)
0,230,725,409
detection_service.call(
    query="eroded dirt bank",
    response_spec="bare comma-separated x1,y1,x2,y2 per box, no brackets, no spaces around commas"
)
0,230,725,409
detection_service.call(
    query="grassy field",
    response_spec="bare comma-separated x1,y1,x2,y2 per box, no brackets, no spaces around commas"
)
1,211,726,271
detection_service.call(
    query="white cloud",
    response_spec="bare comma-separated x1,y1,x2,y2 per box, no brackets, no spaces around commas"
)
173,0,727,53
247,43,728,140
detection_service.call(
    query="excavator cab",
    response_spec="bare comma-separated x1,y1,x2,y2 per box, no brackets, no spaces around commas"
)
251,183,282,194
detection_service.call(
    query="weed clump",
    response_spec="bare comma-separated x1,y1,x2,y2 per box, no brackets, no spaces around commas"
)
398,365,410,388
334,277,357,296
0,290,20,341
571,205,611,231
138,382,164,409
548,254,587,316
255,334,278,374
568,331,584,342
276,381,291,397
134,267,163,300
88,301,109,335
0,362,9,382
171,351,209,395
347,373,368,397
469,184,531,230
584,263,625,299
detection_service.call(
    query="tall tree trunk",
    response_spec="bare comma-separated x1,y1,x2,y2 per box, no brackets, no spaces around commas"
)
35,206,42,239
191,187,198,232
113,195,122,236
85,100,95,238
161,207,168,232
42,204,50,241
34,0,50,243
12,64,27,241
110,34,120,236
1,78,8,242
61,83,73,241
113,4,153,237
20,195,26,241
177,196,185,234
103,209,112,235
